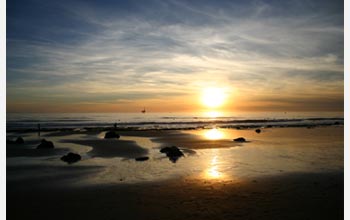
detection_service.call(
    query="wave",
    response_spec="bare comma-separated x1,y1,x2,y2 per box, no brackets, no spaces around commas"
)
6,117,344,131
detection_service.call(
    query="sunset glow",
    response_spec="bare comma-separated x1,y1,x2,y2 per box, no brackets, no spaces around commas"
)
6,0,343,113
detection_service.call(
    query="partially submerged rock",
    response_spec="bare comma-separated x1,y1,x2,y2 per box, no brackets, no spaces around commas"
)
104,130,120,139
160,146,184,163
135,156,149,161
255,129,261,134
61,152,81,164
233,137,246,142
37,139,54,149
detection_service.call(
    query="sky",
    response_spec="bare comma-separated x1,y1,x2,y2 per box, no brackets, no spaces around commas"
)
6,0,344,113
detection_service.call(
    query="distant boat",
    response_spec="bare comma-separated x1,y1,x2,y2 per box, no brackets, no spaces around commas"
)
141,107,146,113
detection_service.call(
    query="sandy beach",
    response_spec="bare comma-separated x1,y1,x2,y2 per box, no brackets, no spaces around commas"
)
7,126,344,219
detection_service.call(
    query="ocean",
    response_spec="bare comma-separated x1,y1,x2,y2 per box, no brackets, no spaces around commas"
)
6,111,344,130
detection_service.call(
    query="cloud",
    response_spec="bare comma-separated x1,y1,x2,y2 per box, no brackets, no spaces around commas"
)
6,0,344,112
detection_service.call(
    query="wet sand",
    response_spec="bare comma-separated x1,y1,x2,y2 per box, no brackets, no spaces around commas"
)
7,126,344,220
7,172,343,220
61,139,149,158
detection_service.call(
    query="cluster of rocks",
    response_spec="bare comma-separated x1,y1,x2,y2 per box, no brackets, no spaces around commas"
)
233,128,263,143
35,139,82,164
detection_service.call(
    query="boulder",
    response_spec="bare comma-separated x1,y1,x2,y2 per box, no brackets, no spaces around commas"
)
37,139,54,149
255,129,261,134
104,131,120,139
233,137,246,142
61,152,81,164
160,146,184,163
135,156,149,161
15,136,24,144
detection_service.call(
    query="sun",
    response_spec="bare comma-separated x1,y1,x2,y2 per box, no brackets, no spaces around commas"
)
201,87,226,108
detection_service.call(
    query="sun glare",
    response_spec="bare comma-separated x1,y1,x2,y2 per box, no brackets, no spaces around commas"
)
204,128,224,140
201,88,226,108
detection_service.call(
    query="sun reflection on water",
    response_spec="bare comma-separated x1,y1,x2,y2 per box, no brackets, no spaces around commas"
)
205,111,221,118
207,156,221,178
203,150,226,180
204,128,225,140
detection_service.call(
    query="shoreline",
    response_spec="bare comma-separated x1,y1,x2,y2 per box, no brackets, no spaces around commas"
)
6,126,344,220
6,122,344,133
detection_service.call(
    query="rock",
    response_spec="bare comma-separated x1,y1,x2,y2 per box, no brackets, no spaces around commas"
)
334,121,340,125
15,136,24,144
233,137,246,142
104,130,120,139
255,129,261,134
61,152,81,164
266,125,272,128
160,146,184,163
135,156,149,161
37,139,54,149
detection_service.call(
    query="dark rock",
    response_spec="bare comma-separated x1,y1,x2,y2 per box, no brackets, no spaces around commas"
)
334,121,340,125
266,125,272,128
15,136,24,144
37,139,54,149
233,137,246,142
135,156,149,161
61,152,81,164
104,130,120,139
255,129,261,134
160,146,184,163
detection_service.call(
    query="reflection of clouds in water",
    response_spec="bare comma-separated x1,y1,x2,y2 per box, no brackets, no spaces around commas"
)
204,128,224,140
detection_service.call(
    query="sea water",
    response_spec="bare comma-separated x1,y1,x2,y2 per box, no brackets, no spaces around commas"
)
6,111,343,130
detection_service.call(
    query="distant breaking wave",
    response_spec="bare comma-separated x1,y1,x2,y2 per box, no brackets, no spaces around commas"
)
6,113,344,131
